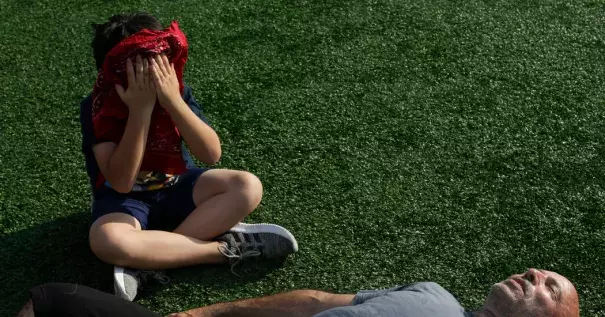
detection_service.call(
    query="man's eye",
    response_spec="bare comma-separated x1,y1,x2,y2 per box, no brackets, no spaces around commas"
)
549,286,558,300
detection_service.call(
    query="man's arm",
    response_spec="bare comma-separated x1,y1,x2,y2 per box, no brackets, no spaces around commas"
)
94,55,156,193
150,54,221,165
168,290,354,317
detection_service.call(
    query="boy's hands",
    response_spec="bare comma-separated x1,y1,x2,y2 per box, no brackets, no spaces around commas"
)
148,54,222,165
150,54,183,109
115,55,156,114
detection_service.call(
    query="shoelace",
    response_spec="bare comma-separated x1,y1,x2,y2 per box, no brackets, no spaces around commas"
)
218,243,262,276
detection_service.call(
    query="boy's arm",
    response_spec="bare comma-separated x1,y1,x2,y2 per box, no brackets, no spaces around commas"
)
94,56,156,193
167,290,354,317
150,54,221,165
94,109,153,193
164,99,221,165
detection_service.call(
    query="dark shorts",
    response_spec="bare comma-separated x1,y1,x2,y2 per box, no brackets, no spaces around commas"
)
30,283,160,317
91,168,207,230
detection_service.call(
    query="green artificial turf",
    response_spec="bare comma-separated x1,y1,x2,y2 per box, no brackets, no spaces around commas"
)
1,0,604,315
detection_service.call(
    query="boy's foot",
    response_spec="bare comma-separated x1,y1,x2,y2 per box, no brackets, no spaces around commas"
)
114,266,139,301
114,266,169,301
216,223,298,274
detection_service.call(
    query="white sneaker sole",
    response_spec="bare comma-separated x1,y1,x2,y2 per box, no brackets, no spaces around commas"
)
230,223,299,252
113,266,131,301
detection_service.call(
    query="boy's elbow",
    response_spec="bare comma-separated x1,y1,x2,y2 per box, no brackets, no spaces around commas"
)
203,148,221,165
209,136,222,164
195,142,221,165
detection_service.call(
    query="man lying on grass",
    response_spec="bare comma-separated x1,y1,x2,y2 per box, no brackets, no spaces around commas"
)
17,268,578,317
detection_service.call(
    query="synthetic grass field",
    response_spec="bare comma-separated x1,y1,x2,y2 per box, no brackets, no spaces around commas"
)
1,0,604,315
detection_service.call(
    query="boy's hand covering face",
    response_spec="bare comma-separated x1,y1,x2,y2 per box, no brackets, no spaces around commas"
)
115,55,157,113
150,54,182,109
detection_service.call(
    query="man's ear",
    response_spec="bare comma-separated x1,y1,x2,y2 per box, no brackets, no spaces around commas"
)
16,300,34,317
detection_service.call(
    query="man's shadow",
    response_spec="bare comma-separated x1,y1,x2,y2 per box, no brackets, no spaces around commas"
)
1,211,283,315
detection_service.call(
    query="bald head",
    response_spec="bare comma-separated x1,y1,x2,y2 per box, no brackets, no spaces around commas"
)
479,269,579,317
553,277,579,317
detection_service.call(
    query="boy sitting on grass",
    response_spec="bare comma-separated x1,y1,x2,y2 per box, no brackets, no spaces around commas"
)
80,12,298,302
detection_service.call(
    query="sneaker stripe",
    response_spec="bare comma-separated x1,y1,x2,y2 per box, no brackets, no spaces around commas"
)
253,233,262,244
233,233,242,243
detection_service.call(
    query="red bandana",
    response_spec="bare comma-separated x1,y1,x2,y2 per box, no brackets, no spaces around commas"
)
92,22,189,186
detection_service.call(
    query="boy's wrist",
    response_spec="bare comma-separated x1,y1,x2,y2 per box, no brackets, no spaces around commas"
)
128,106,154,121
165,97,188,113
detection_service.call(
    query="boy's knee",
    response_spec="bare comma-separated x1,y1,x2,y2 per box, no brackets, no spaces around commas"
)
230,172,263,203
89,225,136,267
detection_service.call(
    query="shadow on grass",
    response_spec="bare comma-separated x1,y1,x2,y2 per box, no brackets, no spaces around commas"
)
1,212,284,315
136,248,288,302
0,211,109,315
145,258,287,292
0,211,104,316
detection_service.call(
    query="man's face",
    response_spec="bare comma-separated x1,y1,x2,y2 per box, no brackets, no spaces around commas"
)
482,269,578,317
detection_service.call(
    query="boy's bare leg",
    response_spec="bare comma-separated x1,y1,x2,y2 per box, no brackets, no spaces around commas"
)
90,213,227,270
168,290,355,317
174,169,263,241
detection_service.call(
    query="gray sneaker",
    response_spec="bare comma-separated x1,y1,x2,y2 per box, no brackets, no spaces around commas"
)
113,266,169,301
216,223,298,274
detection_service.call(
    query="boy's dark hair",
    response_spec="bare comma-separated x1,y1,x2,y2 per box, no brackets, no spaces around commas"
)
91,12,162,70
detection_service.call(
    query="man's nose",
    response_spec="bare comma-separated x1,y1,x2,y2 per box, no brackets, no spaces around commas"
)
526,268,543,285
